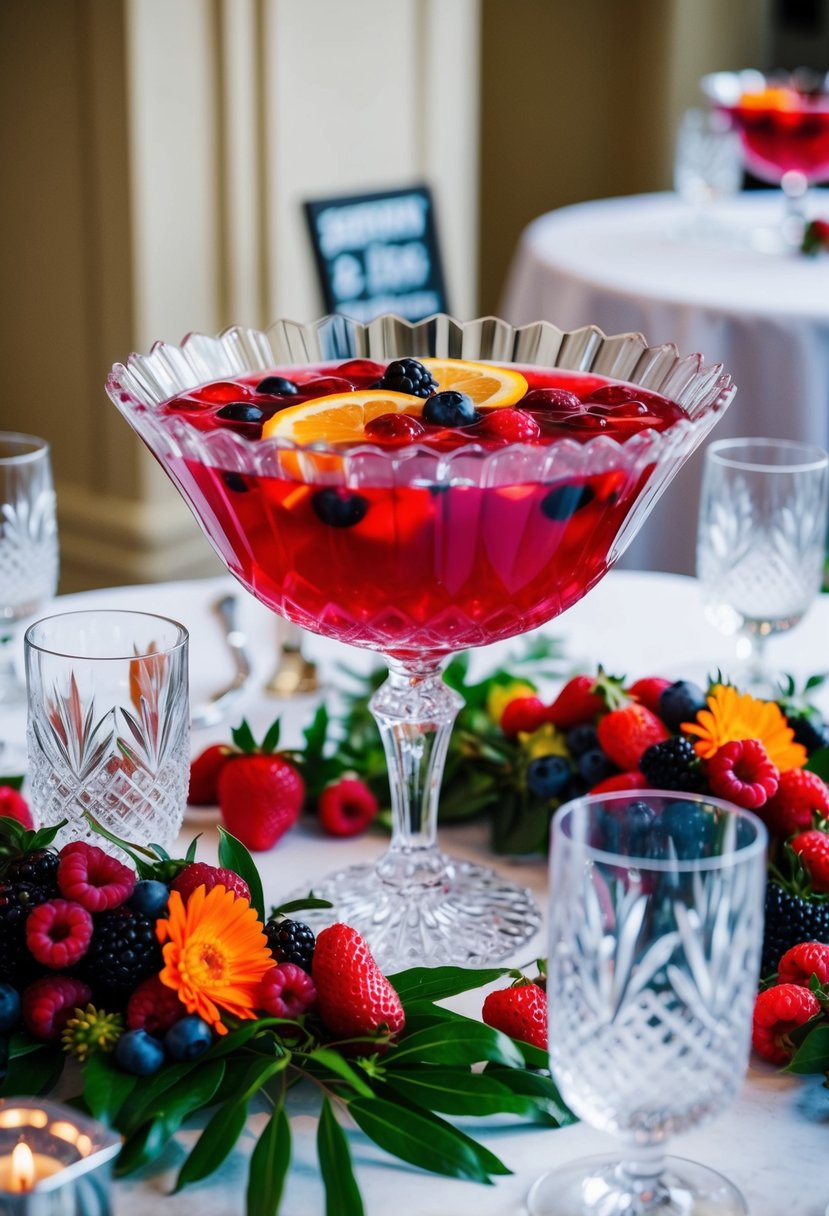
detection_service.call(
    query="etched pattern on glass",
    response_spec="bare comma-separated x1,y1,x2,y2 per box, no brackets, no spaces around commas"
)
27,652,189,851
0,488,58,620
549,859,763,1139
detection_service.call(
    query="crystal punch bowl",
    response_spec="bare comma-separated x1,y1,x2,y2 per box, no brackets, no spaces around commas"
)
107,315,735,970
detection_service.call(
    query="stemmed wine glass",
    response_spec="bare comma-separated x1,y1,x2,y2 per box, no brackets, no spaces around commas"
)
697,437,829,696
0,433,59,708
106,314,734,970
529,790,767,1216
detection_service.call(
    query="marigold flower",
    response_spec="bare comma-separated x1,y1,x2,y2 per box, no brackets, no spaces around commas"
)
683,684,806,772
156,885,273,1034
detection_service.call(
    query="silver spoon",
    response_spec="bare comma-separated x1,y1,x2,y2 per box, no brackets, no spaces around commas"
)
191,593,253,729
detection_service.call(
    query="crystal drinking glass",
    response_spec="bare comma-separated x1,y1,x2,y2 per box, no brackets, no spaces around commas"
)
529,790,767,1216
701,69,829,246
697,437,829,696
0,433,59,707
673,108,743,238
106,315,734,970
25,610,190,852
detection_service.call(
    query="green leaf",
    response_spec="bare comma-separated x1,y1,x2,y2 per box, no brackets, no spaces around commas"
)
115,1116,176,1176
261,717,282,754
484,1066,577,1125
270,896,334,917
318,1097,365,1216
384,1068,547,1118
82,1051,139,1124
136,1060,225,1129
247,1102,291,1216
231,719,258,753
305,1048,374,1098
806,746,829,781
349,1097,503,1183
388,966,510,1003
8,1032,49,1059
386,1022,523,1069
205,1018,288,1058
0,1044,63,1096
785,1023,829,1073
302,704,329,760
119,1061,199,1132
184,835,200,862
217,826,265,920
174,1096,249,1191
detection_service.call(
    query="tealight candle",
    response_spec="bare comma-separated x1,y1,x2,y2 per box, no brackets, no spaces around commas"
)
0,1099,120,1216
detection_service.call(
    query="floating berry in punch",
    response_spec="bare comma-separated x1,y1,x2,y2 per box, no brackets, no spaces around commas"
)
312,488,369,528
256,375,299,396
423,390,479,427
376,357,438,398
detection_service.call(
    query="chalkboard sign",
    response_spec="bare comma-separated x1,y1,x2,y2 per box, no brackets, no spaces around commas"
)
304,185,448,323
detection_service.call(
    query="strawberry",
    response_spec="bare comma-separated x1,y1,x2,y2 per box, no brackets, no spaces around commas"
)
545,674,605,729
482,981,547,1050
589,769,645,795
626,677,671,715
751,982,821,1064
318,778,379,837
597,703,669,771
761,768,829,839
790,829,829,893
500,696,547,736
188,744,230,806
312,923,404,1039
217,719,304,852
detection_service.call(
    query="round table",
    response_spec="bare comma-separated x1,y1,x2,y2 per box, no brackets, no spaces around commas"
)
500,190,829,576
1,572,827,1215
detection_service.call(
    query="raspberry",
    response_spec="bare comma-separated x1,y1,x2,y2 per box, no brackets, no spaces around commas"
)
258,963,317,1018
500,696,547,736
57,843,135,912
706,739,779,809
790,829,829,893
126,975,188,1033
265,919,316,973
22,975,92,1041
170,862,251,903
478,407,540,442
640,736,705,792
318,778,379,838
751,983,821,1064
778,941,829,987
762,768,829,838
0,786,33,828
26,899,93,969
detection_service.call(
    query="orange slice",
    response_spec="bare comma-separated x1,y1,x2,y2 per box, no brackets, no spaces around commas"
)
421,358,528,408
739,85,798,111
262,390,422,444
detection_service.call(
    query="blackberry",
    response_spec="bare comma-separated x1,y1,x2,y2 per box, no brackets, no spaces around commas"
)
640,737,705,792
762,882,829,977
2,849,60,893
376,358,438,399
83,906,162,999
0,882,50,985
264,918,315,973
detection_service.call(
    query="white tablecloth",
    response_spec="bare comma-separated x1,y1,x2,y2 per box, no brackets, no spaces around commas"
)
1,573,827,1215
500,191,829,576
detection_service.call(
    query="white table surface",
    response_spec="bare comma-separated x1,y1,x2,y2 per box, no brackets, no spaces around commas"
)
500,190,829,578
1,572,827,1216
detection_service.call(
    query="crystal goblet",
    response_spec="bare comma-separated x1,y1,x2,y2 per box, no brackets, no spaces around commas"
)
529,790,767,1216
106,315,734,970
696,437,829,697
0,433,59,708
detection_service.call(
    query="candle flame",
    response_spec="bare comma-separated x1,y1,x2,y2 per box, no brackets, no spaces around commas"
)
10,1142,35,1192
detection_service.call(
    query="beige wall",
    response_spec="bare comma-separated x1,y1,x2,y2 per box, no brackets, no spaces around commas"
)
1,0,772,592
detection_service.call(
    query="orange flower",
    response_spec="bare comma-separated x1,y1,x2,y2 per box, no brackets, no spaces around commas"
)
683,684,806,772
156,886,273,1035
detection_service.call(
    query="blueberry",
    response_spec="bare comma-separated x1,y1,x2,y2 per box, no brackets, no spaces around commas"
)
577,748,616,786
222,472,249,493
0,984,21,1032
662,799,714,860
256,376,299,396
526,755,571,799
312,488,369,528
216,403,266,424
540,483,595,521
164,1015,213,1061
658,680,707,732
624,799,662,858
423,391,479,427
115,1029,165,1076
130,880,169,918
564,773,591,801
566,724,599,757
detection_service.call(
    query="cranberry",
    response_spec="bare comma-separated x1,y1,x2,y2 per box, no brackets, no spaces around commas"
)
335,359,386,381
364,413,426,443
479,408,541,442
197,381,252,404
585,384,639,405
522,388,584,413
302,376,355,397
